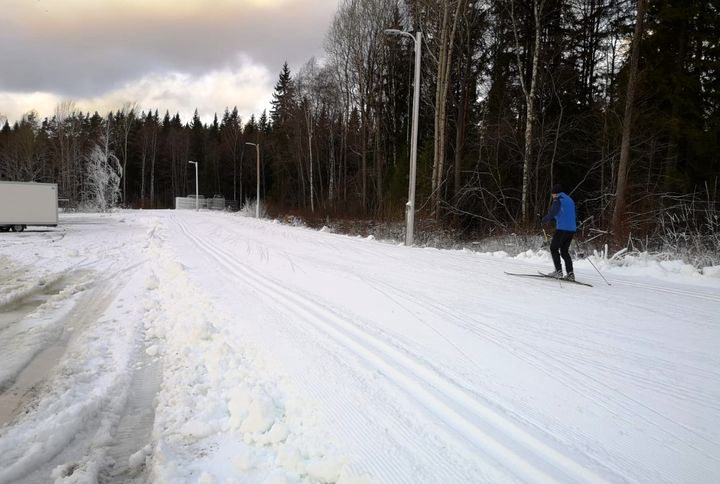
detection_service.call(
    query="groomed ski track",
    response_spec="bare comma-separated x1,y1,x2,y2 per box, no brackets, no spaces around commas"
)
1,210,717,483
175,216,605,483
163,211,719,483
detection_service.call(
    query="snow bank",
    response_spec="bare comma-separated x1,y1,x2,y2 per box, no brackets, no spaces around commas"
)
504,247,717,284
145,231,353,483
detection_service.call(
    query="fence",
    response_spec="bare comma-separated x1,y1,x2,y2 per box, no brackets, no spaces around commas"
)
175,196,236,211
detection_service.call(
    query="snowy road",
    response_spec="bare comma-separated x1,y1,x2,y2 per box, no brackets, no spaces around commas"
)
0,211,718,483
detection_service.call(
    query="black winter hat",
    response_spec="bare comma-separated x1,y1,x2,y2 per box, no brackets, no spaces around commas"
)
551,184,563,194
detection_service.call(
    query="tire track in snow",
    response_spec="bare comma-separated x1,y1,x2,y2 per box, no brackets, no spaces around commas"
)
0,217,159,484
99,354,160,483
175,216,611,484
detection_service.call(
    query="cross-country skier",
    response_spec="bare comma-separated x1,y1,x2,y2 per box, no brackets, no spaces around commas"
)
541,184,576,281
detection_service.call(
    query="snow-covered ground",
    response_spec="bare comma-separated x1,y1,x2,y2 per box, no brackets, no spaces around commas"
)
1,210,718,484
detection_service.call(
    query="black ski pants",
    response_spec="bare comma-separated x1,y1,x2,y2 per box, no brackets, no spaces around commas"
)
550,230,575,274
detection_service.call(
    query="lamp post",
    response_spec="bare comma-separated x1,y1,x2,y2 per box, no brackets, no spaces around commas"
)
245,142,261,218
385,28,421,246
188,160,199,211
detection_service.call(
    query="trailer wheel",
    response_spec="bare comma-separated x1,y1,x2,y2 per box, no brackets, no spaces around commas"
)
11,225,25,232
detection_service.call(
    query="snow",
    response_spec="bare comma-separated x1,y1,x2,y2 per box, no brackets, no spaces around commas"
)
1,210,719,483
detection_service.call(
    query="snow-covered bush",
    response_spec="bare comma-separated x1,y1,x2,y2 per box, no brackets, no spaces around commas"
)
645,188,719,268
84,144,122,212
240,198,268,218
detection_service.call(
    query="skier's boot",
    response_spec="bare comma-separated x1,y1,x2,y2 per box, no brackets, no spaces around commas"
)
563,272,575,282
546,269,563,279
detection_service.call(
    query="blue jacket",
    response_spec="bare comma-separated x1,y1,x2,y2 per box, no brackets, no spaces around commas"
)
542,192,576,232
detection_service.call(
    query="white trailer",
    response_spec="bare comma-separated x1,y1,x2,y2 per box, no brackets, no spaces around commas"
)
0,181,59,232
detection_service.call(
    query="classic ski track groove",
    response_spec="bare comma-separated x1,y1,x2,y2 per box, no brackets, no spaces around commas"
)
355,275,652,479
361,275,720,456
178,223,460,482
174,216,609,484
187,214,718,302
176,220,456,482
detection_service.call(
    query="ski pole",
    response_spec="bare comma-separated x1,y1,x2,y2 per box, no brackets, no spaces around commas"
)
576,238,611,286
587,256,612,286
536,213,550,248
542,228,550,248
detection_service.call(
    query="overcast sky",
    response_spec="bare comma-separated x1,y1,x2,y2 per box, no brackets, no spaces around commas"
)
0,0,338,125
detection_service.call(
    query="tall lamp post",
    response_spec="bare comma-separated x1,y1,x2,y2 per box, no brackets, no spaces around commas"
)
188,160,199,211
385,28,421,246
245,142,261,218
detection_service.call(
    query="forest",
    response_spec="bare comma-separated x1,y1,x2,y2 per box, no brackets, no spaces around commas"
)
1,0,718,254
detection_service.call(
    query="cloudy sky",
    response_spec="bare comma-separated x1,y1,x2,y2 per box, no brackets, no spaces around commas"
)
0,0,338,125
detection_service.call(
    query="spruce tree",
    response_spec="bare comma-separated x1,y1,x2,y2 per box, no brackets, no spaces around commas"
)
270,62,297,129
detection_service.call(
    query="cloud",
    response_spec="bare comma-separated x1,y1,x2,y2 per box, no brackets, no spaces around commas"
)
0,58,273,125
0,92,61,124
0,0,337,122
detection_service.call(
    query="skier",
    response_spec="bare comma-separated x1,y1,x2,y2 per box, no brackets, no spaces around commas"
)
541,184,576,281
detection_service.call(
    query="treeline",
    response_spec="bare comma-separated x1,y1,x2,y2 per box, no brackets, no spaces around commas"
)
1,0,718,246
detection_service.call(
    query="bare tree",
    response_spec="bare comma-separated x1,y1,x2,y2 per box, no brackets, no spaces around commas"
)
221,107,244,204
326,10,355,206
510,0,547,223
54,100,84,202
1,112,46,182
612,0,647,245
118,102,138,206
138,112,158,207
426,0,467,218
297,57,322,212
326,0,397,211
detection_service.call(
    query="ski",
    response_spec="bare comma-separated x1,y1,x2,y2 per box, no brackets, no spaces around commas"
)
537,272,593,287
504,271,593,287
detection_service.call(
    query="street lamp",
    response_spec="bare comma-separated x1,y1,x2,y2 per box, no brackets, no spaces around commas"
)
385,28,421,246
188,160,199,211
245,142,261,218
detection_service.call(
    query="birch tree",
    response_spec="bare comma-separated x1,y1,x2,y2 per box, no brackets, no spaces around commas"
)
326,7,356,205
510,0,547,223
297,57,322,212
426,0,467,218
327,0,397,211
